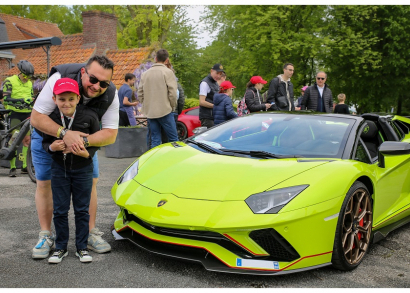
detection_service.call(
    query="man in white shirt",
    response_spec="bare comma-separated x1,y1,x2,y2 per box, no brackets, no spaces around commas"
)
30,55,119,259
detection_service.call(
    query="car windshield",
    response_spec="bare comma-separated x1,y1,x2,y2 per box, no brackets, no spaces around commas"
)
190,113,356,159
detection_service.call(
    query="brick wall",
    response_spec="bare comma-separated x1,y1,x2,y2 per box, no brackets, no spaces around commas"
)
0,59,11,82
82,11,118,56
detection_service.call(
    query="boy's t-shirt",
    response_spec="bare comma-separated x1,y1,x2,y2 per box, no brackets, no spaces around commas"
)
334,103,350,114
42,104,100,170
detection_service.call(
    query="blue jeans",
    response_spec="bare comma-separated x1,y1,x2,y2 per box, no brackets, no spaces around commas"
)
51,161,93,250
148,112,178,148
31,129,99,180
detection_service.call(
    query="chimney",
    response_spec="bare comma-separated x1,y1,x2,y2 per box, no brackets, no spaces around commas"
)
82,11,118,55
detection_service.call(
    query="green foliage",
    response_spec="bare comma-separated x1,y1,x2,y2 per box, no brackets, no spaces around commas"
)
183,98,200,109
202,5,410,114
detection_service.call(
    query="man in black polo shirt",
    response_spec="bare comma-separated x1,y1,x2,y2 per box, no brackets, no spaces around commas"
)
198,64,225,128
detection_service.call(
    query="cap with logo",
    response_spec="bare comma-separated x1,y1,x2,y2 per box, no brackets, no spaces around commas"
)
250,76,267,85
211,63,225,73
53,78,80,96
220,81,236,90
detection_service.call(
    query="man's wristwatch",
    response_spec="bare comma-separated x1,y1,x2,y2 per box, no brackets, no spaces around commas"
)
83,137,90,148
59,128,68,139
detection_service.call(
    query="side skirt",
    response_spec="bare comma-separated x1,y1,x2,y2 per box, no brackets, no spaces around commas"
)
372,213,410,243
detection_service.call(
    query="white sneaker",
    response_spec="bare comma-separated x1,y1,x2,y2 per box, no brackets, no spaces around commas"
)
32,230,55,259
76,249,92,263
87,228,111,253
48,249,68,264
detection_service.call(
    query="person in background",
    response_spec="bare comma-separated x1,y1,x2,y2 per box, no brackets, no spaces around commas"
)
213,81,238,125
199,64,225,128
218,72,226,86
2,60,34,177
244,76,272,113
295,86,308,110
118,73,138,126
138,49,178,149
267,63,295,111
301,71,333,113
334,93,350,114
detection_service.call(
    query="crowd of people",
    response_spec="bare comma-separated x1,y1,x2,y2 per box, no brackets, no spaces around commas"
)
198,62,352,126
0,51,353,265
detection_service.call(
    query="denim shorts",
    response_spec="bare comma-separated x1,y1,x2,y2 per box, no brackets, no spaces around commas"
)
31,129,99,181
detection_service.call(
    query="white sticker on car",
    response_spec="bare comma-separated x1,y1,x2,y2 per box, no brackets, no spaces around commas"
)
236,258,280,270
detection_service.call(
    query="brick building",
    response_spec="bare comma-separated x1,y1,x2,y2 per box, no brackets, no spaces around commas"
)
1,11,152,88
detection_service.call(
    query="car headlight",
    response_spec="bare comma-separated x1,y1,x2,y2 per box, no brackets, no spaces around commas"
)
117,160,139,185
245,185,309,214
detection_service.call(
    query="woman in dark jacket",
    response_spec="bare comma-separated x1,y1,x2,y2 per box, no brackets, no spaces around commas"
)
213,81,238,125
244,76,272,112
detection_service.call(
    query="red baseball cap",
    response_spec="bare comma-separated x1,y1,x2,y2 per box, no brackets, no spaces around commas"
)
53,78,80,96
220,81,236,90
250,76,267,85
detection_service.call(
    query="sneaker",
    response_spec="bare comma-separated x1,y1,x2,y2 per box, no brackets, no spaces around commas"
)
48,249,68,264
87,228,111,253
21,167,28,174
76,249,92,263
32,230,55,259
9,168,16,177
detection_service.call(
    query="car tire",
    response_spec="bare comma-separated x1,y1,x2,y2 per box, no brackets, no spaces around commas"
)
26,143,36,183
331,181,373,271
176,121,188,140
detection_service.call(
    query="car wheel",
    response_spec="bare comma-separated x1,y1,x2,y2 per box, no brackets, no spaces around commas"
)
331,181,373,271
176,121,188,140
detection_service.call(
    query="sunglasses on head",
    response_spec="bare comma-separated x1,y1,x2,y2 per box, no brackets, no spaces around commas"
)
85,68,110,88
316,77,325,80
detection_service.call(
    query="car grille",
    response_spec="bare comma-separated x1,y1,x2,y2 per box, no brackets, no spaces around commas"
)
122,209,300,262
249,228,300,262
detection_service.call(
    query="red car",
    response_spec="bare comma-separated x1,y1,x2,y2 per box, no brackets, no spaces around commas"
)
177,106,200,140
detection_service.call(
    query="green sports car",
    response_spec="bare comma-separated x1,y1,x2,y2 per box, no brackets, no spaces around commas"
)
111,112,410,275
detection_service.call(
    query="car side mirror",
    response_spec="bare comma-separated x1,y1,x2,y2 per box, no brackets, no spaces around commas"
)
193,126,207,135
378,141,410,168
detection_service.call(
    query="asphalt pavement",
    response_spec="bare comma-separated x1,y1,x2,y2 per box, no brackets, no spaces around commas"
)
1,147,410,288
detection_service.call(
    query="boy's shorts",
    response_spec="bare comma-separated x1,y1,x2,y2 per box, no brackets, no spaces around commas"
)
31,129,99,181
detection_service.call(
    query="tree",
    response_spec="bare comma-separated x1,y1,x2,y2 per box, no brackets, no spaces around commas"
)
201,5,328,98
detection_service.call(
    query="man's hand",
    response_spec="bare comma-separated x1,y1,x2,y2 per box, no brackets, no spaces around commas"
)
49,140,65,152
63,130,88,151
71,143,90,158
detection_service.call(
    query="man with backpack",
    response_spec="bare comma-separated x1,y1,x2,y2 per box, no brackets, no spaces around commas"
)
266,63,295,111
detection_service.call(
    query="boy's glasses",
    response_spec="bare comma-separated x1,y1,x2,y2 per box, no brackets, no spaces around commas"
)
84,68,110,88
21,73,31,79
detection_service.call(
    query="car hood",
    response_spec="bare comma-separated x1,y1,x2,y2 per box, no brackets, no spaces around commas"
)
135,144,330,201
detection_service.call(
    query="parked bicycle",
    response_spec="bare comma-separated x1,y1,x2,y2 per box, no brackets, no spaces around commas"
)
0,98,36,182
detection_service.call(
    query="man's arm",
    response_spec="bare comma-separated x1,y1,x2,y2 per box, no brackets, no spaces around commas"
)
266,78,278,104
31,109,86,149
87,128,118,146
166,72,178,109
123,97,138,106
137,77,144,104
199,81,213,108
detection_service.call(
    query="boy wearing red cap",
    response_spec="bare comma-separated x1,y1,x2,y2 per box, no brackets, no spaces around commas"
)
213,81,238,125
42,78,100,264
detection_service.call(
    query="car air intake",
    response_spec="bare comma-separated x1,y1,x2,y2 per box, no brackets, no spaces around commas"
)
249,228,300,262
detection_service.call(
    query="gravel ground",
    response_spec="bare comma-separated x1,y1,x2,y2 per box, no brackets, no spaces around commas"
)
1,147,410,288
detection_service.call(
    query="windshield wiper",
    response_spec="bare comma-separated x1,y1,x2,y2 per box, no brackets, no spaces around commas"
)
186,139,224,155
221,149,304,159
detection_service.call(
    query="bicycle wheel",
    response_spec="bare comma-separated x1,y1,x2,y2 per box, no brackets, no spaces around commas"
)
26,143,36,183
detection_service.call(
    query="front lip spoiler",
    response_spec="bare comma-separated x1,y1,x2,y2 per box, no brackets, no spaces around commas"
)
111,225,331,276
